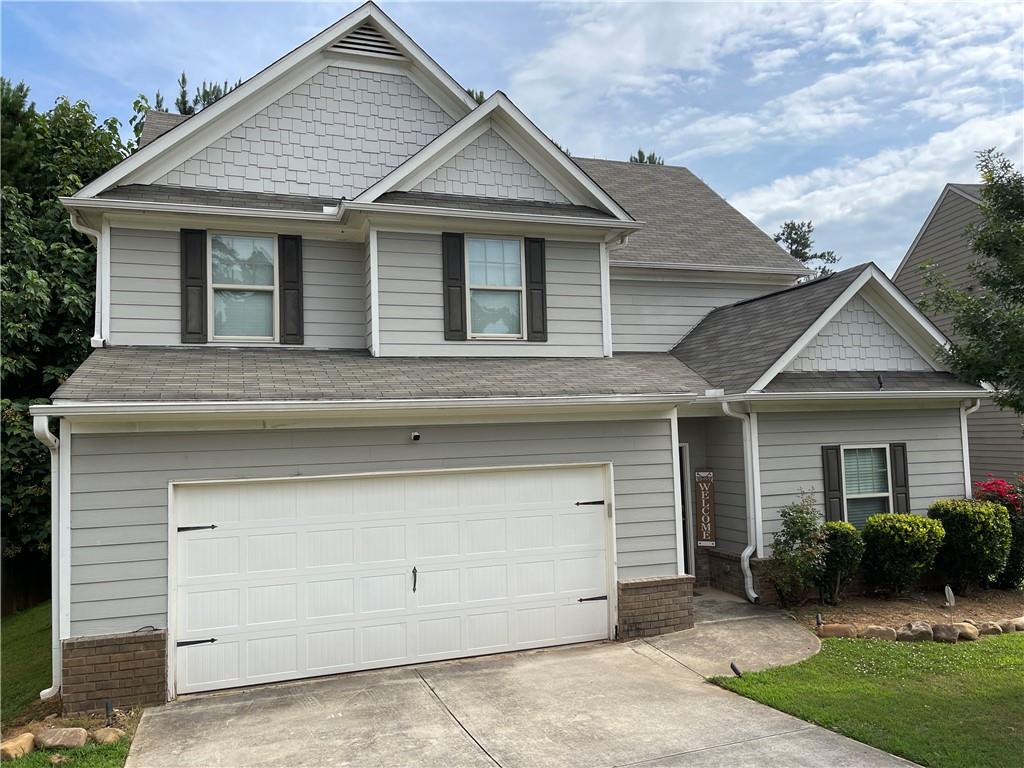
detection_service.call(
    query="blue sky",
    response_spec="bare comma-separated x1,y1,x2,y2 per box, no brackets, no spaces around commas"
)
3,1,1022,273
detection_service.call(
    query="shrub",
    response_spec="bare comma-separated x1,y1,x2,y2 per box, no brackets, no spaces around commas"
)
974,475,1024,589
928,498,1012,594
862,514,945,595
817,521,864,604
766,493,826,607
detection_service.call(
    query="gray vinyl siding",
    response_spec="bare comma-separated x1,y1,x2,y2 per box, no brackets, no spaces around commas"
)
757,408,965,552
108,229,366,349
377,231,605,356
703,417,748,554
301,240,365,348
893,192,982,340
68,419,677,636
610,279,773,352
968,401,1024,482
109,228,181,345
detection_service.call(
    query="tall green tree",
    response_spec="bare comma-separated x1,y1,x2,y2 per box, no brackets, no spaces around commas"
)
773,220,839,278
1,80,127,558
629,148,664,165
922,149,1024,414
132,72,240,150
466,88,485,105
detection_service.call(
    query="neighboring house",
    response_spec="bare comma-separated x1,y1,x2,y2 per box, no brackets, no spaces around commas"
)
893,183,1023,483
34,3,988,713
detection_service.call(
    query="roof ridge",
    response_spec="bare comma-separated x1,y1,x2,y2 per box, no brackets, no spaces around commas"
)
723,262,871,310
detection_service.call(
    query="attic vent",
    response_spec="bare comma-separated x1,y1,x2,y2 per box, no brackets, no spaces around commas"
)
329,23,405,59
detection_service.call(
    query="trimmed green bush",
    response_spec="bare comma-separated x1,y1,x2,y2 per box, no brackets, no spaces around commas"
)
766,493,826,607
817,521,864,604
862,514,945,595
927,498,1012,594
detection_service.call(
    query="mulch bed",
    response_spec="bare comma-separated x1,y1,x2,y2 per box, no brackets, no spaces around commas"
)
791,588,1024,631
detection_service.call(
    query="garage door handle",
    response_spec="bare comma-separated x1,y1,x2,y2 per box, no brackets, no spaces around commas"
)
578,595,608,603
412,566,417,593
177,638,218,647
177,524,218,532
575,500,605,506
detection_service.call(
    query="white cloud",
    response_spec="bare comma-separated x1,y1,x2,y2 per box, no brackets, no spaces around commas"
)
728,112,1024,271
748,47,799,84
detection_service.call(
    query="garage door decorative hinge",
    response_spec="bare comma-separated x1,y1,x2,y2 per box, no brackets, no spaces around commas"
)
176,638,218,647
577,595,608,603
177,524,218,532
574,500,605,506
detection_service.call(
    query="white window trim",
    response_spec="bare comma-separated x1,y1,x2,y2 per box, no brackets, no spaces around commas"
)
465,235,527,341
839,443,894,524
208,231,279,343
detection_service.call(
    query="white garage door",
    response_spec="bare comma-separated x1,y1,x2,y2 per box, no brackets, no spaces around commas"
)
173,464,611,694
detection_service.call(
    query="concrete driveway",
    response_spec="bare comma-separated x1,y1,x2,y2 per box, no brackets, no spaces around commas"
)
126,636,911,768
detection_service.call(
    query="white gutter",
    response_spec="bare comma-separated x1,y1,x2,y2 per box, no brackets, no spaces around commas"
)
30,392,697,418
341,200,643,231
32,416,61,701
721,401,760,603
609,260,811,277
60,196,342,223
961,398,982,497
68,212,103,347
713,390,992,403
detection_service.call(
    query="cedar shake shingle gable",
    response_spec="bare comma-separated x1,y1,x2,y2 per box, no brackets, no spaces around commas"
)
671,265,868,393
52,347,710,403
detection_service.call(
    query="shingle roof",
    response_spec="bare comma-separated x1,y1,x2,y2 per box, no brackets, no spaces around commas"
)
765,371,984,394
97,184,339,213
950,183,983,202
375,191,614,220
573,158,808,274
671,264,869,393
52,347,709,403
138,111,190,148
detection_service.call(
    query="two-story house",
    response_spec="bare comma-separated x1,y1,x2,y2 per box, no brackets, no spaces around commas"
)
893,183,1023,483
33,3,989,713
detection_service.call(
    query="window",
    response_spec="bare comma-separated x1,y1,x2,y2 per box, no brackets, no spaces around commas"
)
466,237,524,338
209,233,277,341
842,445,892,528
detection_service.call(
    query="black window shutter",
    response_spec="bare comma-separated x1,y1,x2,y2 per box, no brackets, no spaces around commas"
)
821,445,843,522
180,229,207,343
442,232,466,340
524,237,547,342
889,442,910,513
278,235,304,345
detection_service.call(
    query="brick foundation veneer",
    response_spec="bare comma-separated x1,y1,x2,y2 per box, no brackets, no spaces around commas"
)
699,549,778,606
617,575,695,639
62,630,166,714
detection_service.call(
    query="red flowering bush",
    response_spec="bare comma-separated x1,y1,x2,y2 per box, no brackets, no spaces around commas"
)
975,474,1024,589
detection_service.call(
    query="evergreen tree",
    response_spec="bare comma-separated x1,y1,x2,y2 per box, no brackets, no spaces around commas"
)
773,220,839,278
629,148,664,165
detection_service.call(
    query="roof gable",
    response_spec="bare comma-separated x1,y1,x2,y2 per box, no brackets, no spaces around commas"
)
411,128,569,203
785,294,932,373
356,93,633,221
892,183,982,282
672,263,952,393
75,2,477,199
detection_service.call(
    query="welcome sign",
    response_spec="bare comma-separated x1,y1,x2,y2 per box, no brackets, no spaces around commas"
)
695,470,716,547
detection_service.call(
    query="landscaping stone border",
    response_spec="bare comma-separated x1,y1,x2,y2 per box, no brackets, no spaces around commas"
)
817,616,1023,644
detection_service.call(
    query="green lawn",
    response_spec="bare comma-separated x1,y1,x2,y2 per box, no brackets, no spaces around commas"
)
9,740,131,768
715,634,1024,768
1,601,53,722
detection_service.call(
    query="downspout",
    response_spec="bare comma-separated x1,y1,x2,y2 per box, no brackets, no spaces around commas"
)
721,402,759,602
33,416,61,700
68,211,104,347
961,398,982,498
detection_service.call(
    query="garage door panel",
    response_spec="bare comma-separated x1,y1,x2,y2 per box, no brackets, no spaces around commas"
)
176,465,610,694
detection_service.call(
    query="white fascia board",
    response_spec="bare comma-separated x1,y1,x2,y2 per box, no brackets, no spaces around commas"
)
608,260,811,277
354,92,635,222
74,2,474,198
61,196,342,222
342,200,642,231
714,390,991,403
31,392,698,418
748,265,952,392
892,184,980,281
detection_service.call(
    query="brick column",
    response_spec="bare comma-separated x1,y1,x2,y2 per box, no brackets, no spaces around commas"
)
617,574,695,639
62,630,167,714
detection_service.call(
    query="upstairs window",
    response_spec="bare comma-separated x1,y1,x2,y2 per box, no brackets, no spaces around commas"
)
210,234,277,341
466,237,524,339
842,445,892,528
